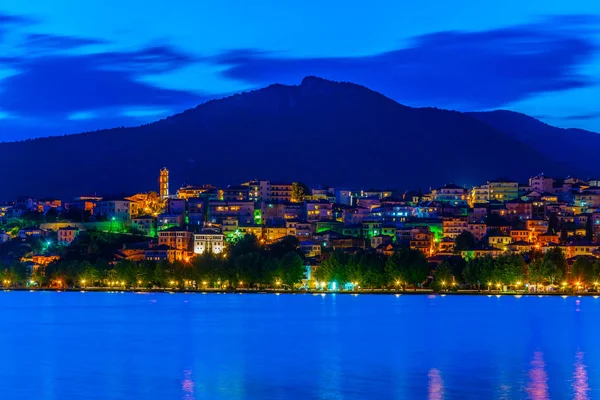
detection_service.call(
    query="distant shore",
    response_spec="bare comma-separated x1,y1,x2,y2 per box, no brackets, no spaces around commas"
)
2,288,599,296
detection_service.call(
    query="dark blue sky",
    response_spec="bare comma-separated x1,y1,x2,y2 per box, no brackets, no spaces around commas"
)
1,2,599,141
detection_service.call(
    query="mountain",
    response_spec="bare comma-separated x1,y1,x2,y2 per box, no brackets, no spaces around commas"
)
467,110,600,175
0,77,593,199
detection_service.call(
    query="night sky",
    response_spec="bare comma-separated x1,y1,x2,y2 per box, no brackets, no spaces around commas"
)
1,1,599,141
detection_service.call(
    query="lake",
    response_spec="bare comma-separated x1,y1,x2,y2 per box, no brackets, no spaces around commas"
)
0,291,596,399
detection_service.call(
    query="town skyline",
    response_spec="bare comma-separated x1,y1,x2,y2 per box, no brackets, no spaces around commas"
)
1,169,599,293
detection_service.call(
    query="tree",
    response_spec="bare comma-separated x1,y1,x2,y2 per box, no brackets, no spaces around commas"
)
454,231,476,253
78,261,99,286
291,182,310,203
384,249,407,285
233,252,270,287
463,256,495,290
544,247,567,278
560,228,569,244
432,261,453,291
527,259,543,289
316,251,346,284
387,248,429,290
494,254,525,286
30,268,46,287
571,257,594,285
229,234,261,260
485,213,509,227
277,251,305,290
45,207,59,223
585,216,594,242
548,213,559,234
268,236,300,259
359,252,387,289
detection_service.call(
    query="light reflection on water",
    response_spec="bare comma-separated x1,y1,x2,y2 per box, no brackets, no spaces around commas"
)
428,368,444,400
573,351,589,400
526,351,548,400
0,293,598,399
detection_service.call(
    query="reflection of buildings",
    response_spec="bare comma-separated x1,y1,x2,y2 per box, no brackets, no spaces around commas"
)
573,351,589,400
526,351,548,400
428,368,444,400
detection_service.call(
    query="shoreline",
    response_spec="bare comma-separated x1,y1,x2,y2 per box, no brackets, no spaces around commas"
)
3,288,599,296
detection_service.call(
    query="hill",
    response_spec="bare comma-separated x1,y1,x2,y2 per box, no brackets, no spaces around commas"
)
0,77,591,199
467,110,600,175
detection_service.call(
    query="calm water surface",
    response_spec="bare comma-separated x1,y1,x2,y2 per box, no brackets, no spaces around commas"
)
0,292,597,399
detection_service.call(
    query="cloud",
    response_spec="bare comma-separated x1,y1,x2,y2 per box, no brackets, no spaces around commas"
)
561,112,600,121
0,12,33,25
0,51,201,118
21,33,106,52
214,16,598,110
0,11,208,138
0,11,206,138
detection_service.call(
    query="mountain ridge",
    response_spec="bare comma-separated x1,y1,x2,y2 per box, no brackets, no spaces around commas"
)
0,77,595,199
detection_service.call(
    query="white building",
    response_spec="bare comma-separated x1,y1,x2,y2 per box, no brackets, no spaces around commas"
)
95,199,132,221
194,231,225,255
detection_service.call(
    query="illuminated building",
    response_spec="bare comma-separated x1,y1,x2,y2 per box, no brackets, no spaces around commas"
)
409,227,433,255
132,215,156,236
157,213,184,230
467,222,487,242
300,241,321,257
264,226,288,242
193,230,225,254
57,226,79,245
305,200,333,222
526,219,549,242
220,185,250,201
95,199,132,221
487,179,519,201
431,183,468,206
18,227,42,239
510,228,532,243
370,234,392,249
529,174,555,194
442,217,467,239
159,168,169,200
574,191,600,210
488,233,512,250
158,227,193,251
177,185,216,200
144,245,189,262
286,220,313,240
505,199,533,220
208,200,254,224
167,198,185,214
257,181,293,202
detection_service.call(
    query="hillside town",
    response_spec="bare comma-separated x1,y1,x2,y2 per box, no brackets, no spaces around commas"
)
1,169,600,292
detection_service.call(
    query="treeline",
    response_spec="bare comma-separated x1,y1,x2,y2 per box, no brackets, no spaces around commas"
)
3,232,600,291
3,235,306,289
462,248,600,289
